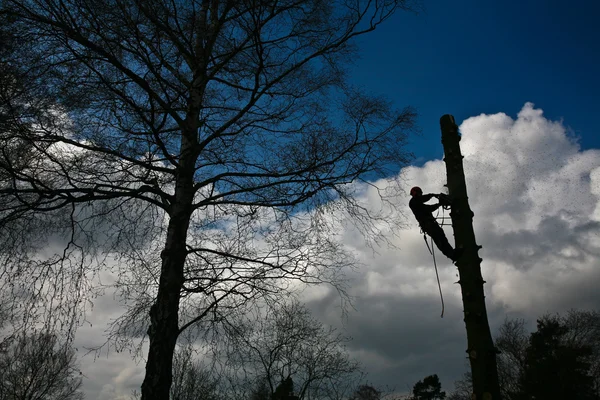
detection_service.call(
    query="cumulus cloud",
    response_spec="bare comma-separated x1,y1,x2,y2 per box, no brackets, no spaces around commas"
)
72,103,600,397
460,103,600,313
305,102,600,392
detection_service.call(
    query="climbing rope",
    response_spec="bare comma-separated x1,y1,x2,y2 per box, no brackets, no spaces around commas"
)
422,195,452,318
423,233,445,318
421,194,452,318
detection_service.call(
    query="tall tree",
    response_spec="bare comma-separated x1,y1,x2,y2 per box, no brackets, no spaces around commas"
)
0,332,83,400
0,1,418,398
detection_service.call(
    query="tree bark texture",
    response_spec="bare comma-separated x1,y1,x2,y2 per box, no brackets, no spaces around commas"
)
141,130,197,400
440,114,501,400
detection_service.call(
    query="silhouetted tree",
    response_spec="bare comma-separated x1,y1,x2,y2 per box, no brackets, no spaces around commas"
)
0,332,83,400
0,1,419,399
563,309,600,393
170,344,221,400
249,378,272,400
273,377,296,400
349,385,381,400
446,372,471,400
410,374,445,400
494,318,528,400
518,317,597,400
222,301,362,400
450,310,600,400
446,393,468,400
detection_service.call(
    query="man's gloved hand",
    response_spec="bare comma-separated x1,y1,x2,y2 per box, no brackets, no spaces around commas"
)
437,193,452,207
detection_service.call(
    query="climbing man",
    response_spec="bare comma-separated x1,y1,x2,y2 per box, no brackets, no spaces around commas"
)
409,186,462,262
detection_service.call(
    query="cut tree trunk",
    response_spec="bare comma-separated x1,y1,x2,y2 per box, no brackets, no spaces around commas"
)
440,114,501,400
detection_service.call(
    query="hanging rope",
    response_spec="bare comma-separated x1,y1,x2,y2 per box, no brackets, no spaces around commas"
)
423,233,445,318
421,194,452,318
435,196,452,226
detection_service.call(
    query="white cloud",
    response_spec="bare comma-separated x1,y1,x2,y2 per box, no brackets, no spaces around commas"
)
459,104,600,313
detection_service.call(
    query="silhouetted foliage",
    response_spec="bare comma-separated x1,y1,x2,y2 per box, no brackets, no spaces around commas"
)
449,310,600,400
0,1,419,398
273,377,296,400
0,332,83,400
249,378,272,400
349,385,382,400
518,317,597,400
410,374,445,400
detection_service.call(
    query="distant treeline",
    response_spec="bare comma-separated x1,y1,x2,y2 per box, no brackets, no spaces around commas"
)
448,309,600,400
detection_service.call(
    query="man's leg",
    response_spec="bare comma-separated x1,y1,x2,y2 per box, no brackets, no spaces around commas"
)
425,224,456,260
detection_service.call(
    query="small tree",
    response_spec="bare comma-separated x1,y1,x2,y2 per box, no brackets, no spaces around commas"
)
0,332,83,400
410,374,446,400
495,318,528,400
518,317,597,400
451,310,600,400
446,371,471,400
170,344,221,400
349,385,381,400
222,301,362,400
249,378,272,400
273,377,296,400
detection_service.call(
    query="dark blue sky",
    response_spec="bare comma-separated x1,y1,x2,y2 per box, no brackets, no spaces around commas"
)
351,0,600,165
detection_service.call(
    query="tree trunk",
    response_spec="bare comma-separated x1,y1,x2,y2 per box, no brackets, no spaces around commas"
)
440,114,501,400
141,132,197,400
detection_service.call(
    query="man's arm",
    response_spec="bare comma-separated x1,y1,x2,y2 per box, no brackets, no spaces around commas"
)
425,203,441,212
418,193,438,203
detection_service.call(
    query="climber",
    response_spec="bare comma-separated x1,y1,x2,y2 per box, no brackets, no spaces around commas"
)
409,186,463,262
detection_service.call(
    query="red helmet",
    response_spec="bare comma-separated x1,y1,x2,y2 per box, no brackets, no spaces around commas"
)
410,186,422,196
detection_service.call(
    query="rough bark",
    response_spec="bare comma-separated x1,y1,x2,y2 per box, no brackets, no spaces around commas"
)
141,184,190,398
141,119,198,398
440,114,501,400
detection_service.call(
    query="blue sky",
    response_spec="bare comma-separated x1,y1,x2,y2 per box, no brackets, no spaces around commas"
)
351,0,600,165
